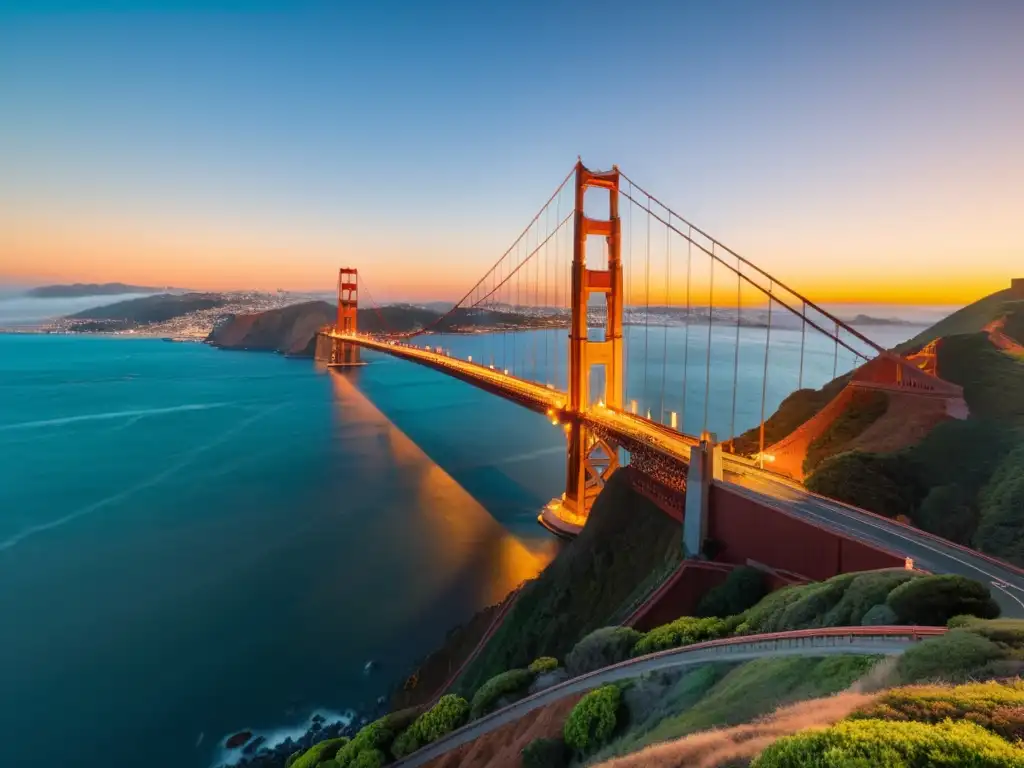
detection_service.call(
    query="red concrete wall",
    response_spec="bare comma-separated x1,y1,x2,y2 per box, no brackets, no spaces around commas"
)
628,562,732,631
708,485,904,580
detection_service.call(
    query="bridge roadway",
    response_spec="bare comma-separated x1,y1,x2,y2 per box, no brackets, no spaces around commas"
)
391,626,945,768
330,333,1024,619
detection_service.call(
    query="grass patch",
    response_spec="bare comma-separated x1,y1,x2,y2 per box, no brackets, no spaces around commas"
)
453,470,682,696
732,377,849,455
893,288,1014,354
803,389,890,475
753,718,1024,768
938,332,1024,428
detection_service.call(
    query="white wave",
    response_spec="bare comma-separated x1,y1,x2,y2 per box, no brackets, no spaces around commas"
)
0,403,230,432
210,708,355,768
0,404,285,552
493,445,564,466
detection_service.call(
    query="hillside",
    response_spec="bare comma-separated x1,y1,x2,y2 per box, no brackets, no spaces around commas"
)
451,470,684,697
208,300,336,355
27,281,167,298
69,292,228,323
894,286,1015,353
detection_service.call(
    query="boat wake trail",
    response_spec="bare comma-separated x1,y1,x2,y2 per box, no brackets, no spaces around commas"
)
0,403,286,553
0,403,230,432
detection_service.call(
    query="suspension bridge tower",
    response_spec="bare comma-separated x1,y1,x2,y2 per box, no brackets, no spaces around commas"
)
317,267,363,367
541,162,624,537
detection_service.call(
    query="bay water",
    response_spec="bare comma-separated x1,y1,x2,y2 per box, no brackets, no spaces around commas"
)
0,321,923,768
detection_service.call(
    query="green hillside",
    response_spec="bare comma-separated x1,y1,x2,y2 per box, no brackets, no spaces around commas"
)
894,287,1014,353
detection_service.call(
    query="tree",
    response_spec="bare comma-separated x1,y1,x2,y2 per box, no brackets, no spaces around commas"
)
886,575,1000,626
565,627,642,677
695,566,768,618
805,451,922,519
563,685,621,755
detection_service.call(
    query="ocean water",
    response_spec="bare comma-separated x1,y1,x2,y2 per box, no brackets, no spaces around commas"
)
0,335,561,768
0,321,925,768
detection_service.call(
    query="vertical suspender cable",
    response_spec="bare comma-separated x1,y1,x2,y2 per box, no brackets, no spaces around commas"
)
681,226,693,432
625,181,634,405
758,286,774,467
730,262,741,448
702,249,715,436
798,303,807,389
833,321,839,380
545,204,551,383
660,211,670,423
643,194,652,412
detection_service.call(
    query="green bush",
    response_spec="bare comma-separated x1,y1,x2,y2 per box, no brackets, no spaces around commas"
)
528,656,559,674
632,616,732,656
897,629,1003,683
822,569,919,627
334,719,393,768
752,717,1024,767
470,668,535,719
803,389,890,475
290,738,351,768
915,483,977,544
563,685,621,755
351,748,385,768
694,566,767,618
805,450,922,520
285,751,301,768
860,603,899,626
852,680,1024,741
887,574,1000,626
390,727,421,760
414,694,469,744
975,445,1024,565
520,736,568,768
565,627,643,676
319,761,339,768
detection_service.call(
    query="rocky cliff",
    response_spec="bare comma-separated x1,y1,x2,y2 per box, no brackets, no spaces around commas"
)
207,300,335,356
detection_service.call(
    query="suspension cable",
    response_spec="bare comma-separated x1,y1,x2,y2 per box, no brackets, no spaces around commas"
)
730,263,741,447
681,225,693,432
660,210,670,423
759,288,774,467
643,193,652,412
702,251,715,435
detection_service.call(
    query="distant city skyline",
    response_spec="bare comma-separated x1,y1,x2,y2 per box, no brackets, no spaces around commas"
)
1,1,1021,305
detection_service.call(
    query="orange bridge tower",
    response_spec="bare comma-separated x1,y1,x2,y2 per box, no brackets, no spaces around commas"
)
317,267,362,367
541,162,623,536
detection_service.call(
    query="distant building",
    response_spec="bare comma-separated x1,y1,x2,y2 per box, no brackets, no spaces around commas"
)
1012,278,1024,300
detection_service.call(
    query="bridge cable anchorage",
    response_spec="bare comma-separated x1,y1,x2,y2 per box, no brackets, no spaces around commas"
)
617,169,886,360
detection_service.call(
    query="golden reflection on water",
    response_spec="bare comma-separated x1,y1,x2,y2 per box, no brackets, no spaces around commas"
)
328,371,555,609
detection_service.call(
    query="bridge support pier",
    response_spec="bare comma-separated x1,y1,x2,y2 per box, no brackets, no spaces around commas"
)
539,162,623,537
683,432,723,558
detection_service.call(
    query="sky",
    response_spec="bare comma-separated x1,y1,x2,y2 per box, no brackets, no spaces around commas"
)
1,0,1021,304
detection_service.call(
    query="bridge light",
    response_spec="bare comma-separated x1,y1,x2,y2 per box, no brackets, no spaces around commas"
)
597,399,605,408
670,411,678,429
467,355,472,363
551,419,559,426
503,369,509,375
546,409,554,417
630,400,638,414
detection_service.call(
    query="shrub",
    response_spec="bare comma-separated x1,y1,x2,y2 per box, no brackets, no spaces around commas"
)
470,668,535,719
860,603,899,626
887,574,1000,626
915,483,977,544
520,736,568,768
290,738,351,768
805,450,922,520
390,727,421,760
564,685,621,755
351,749,385,768
414,694,469,744
528,656,559,674
632,616,732,656
752,718,1024,768
975,445,1024,565
897,629,1003,683
335,719,393,768
852,680,1024,741
565,627,643,676
822,569,919,627
695,566,768,618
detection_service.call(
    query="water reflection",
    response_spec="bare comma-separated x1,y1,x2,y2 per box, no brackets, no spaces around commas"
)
328,370,551,611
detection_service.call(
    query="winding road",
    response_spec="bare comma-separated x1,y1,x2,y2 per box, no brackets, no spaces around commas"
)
393,626,944,768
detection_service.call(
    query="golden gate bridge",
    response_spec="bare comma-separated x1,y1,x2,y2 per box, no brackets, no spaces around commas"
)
313,160,1023,614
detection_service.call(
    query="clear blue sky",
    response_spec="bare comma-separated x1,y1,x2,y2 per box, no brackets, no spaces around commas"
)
1,0,1021,302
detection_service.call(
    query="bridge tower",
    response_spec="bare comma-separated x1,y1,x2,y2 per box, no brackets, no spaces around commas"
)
321,267,362,366
542,162,623,536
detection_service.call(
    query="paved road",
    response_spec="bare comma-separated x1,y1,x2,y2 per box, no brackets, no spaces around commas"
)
392,629,938,768
725,468,1024,618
